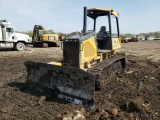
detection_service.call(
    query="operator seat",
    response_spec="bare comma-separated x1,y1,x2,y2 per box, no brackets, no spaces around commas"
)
97,26,109,49
97,26,107,40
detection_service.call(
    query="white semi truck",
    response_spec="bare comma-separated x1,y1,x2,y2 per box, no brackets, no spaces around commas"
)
0,20,31,51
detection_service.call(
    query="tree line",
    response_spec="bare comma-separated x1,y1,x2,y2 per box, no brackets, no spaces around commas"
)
121,31,160,39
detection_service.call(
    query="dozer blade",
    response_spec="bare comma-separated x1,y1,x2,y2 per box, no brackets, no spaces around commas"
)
24,61,95,107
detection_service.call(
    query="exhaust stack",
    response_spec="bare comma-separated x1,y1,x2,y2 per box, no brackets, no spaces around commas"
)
83,7,87,33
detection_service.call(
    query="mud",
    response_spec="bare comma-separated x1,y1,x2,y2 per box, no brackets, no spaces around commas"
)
0,41,160,120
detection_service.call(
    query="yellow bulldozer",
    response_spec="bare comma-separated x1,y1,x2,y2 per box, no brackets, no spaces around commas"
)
32,25,61,47
25,7,126,107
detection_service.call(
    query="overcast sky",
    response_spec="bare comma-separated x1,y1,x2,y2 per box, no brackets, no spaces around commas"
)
0,0,160,34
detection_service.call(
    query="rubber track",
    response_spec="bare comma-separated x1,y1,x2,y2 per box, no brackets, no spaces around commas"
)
87,55,126,88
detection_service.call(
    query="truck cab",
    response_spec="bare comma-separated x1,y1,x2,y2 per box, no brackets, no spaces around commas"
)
0,20,30,51
4,26,15,41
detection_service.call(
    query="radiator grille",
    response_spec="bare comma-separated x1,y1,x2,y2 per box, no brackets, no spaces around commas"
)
63,41,80,68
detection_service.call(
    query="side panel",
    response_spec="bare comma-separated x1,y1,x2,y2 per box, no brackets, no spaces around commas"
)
80,36,97,68
112,37,121,50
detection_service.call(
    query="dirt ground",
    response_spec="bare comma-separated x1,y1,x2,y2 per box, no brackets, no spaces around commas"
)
0,40,160,120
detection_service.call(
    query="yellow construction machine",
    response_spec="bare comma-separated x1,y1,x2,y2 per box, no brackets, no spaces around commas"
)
32,25,60,47
128,35,139,42
25,7,126,107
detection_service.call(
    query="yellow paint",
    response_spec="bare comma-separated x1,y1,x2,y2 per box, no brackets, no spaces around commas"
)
41,34,59,42
79,36,122,69
112,37,121,50
87,8,119,17
80,36,97,69
48,61,62,66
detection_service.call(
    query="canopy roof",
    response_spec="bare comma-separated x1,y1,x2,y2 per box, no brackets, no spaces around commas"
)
87,8,119,19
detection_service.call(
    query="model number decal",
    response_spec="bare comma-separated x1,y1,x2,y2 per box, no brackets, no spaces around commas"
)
48,36,55,40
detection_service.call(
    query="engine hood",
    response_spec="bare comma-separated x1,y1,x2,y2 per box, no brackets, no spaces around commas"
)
65,31,96,41
15,32,30,42
15,32,29,37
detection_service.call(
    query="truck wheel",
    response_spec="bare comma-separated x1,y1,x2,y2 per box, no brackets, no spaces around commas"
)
15,42,25,51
